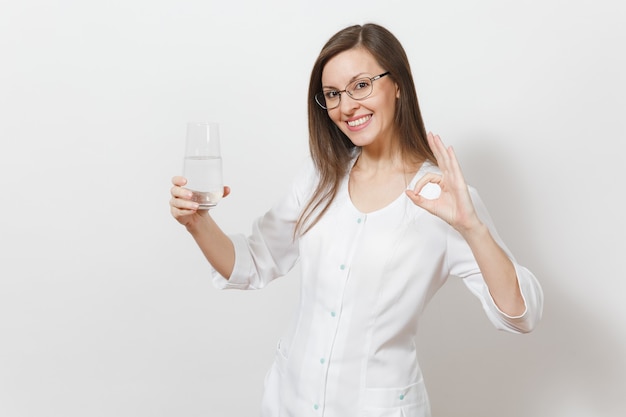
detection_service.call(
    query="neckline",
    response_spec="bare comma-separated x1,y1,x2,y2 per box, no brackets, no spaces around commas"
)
345,155,432,216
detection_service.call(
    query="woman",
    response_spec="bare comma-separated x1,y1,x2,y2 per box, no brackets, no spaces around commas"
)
170,23,543,417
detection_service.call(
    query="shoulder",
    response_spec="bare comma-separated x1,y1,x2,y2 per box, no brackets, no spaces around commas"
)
290,156,319,204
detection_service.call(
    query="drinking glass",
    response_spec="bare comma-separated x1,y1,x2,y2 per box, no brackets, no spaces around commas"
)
183,122,223,209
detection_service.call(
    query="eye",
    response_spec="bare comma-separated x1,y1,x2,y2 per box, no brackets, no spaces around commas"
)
324,90,340,99
353,79,372,90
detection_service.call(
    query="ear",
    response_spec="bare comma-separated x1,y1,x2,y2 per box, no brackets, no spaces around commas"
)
395,82,400,98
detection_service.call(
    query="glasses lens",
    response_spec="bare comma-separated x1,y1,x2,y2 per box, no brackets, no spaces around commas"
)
316,90,340,109
315,92,327,109
348,78,373,100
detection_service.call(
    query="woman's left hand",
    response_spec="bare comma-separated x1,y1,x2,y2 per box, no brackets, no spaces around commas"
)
405,132,481,233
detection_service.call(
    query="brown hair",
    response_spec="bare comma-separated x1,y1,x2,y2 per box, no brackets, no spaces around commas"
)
296,23,435,235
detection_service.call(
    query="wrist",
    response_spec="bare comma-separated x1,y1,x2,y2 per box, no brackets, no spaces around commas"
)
457,220,489,242
185,211,210,235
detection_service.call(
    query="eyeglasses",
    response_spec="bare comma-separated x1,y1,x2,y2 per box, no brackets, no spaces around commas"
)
315,71,390,110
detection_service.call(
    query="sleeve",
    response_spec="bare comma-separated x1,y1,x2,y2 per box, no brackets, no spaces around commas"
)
211,158,317,290
445,186,544,334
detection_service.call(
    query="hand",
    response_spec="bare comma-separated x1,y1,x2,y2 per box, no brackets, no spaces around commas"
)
405,133,481,233
169,176,231,227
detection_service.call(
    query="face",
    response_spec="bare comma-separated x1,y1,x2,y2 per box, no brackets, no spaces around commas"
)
321,48,399,149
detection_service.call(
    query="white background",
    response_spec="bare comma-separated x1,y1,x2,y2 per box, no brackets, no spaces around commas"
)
1,0,624,416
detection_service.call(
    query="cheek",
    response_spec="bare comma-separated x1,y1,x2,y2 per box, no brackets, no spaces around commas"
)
384,96,399,117
328,110,344,127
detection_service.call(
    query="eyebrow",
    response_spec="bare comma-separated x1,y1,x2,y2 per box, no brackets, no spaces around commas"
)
322,72,370,89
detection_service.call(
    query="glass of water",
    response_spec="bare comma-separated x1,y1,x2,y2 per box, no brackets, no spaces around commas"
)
183,122,223,209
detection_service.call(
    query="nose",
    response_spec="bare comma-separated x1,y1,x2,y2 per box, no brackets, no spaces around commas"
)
339,92,359,113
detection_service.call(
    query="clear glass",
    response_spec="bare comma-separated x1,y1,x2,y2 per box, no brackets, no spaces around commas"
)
182,122,223,209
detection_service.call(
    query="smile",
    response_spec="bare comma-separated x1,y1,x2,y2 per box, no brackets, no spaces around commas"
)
347,115,371,127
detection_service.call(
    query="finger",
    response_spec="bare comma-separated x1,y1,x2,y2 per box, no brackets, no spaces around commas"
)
169,188,201,213
429,133,451,169
427,132,442,162
170,195,199,211
405,188,436,214
405,188,424,205
172,176,188,186
411,172,441,195
170,185,194,199
445,145,464,180
223,186,231,198
170,205,199,223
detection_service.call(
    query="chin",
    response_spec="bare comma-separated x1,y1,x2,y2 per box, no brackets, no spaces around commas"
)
344,133,376,148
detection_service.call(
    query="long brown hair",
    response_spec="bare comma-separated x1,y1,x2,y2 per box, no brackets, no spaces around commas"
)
296,23,435,235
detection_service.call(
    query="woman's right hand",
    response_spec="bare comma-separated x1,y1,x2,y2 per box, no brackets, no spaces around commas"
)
169,176,230,228
170,177,236,277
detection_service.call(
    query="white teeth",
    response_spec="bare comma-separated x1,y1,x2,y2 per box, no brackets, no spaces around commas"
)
347,115,371,127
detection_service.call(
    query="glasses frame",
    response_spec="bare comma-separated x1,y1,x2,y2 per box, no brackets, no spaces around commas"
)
315,71,390,110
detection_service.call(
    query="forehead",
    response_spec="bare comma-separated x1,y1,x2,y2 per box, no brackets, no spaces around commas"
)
321,48,383,85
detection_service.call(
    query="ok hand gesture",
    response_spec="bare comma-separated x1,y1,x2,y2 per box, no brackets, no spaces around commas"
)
405,133,482,234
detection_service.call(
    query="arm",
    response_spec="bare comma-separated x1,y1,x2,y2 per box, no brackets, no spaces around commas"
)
458,220,525,316
170,158,313,289
170,177,235,278
406,133,531,318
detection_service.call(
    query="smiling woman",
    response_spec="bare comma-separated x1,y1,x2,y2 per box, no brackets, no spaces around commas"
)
169,23,543,417
320,49,398,150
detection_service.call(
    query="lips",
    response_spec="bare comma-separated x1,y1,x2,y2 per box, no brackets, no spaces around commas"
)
347,115,371,127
